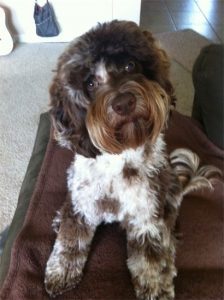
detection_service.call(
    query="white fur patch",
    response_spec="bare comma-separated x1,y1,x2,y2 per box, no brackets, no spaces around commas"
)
95,61,109,84
67,134,168,235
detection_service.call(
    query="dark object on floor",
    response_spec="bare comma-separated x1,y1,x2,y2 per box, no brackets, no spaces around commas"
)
34,0,59,37
0,111,223,300
192,44,224,149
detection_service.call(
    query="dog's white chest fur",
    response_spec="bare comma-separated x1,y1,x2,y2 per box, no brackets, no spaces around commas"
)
67,135,167,228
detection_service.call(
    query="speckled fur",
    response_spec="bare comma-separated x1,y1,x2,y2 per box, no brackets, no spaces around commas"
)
44,20,217,299
45,135,182,299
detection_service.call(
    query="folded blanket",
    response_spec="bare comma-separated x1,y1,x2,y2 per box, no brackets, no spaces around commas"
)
0,111,223,300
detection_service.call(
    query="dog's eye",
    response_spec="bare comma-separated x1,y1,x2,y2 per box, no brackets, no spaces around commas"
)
125,61,135,72
86,77,98,91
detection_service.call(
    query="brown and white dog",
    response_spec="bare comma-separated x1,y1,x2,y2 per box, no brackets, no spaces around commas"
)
44,20,220,299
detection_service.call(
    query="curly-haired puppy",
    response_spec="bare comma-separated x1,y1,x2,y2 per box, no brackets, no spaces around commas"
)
44,20,219,299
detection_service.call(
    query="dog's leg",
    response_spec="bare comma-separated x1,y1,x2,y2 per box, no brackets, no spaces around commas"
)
45,198,96,297
125,223,176,300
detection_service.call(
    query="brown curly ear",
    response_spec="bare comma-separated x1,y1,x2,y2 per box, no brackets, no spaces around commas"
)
49,76,100,158
142,30,176,108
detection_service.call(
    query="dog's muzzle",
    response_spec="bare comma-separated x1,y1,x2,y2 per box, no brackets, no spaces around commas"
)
86,76,170,154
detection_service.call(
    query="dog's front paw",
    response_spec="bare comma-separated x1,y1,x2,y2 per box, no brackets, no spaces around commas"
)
134,277,175,300
135,288,174,300
44,254,82,297
136,290,175,300
45,268,81,297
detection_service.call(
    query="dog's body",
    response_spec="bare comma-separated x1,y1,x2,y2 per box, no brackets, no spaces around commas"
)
46,136,180,300
67,135,179,228
44,21,219,299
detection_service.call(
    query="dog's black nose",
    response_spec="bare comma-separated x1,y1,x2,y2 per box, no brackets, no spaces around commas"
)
112,93,136,116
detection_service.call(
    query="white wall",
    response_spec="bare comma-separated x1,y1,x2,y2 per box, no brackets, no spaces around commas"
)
0,0,141,42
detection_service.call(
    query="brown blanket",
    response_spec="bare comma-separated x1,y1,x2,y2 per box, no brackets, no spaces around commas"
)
0,111,223,300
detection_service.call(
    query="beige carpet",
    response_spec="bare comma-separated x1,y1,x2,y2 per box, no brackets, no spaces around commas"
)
0,30,211,233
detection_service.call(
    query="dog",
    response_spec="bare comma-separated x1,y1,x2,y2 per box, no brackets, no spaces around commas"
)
44,20,220,299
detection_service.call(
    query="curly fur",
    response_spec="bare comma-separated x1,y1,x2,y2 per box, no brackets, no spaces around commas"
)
49,20,176,156
44,20,219,300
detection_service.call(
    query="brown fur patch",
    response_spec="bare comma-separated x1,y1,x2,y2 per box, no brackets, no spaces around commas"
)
123,163,139,181
97,196,120,215
128,236,162,264
147,165,181,228
58,194,94,247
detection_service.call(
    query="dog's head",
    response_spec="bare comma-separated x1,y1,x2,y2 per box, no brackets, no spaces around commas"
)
50,20,175,156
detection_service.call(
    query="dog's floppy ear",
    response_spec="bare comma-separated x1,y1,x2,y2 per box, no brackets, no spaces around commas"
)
142,30,176,107
49,75,99,158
